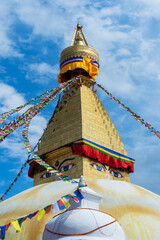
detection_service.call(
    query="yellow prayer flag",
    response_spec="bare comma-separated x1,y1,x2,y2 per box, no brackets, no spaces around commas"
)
61,198,71,209
11,220,21,232
37,209,46,221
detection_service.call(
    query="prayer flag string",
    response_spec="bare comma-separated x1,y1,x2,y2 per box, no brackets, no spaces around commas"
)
0,76,81,202
0,76,159,206
0,86,64,124
21,79,79,184
22,115,78,184
0,144,39,202
0,160,28,202
0,187,85,237
0,89,60,142
96,83,160,139
0,76,81,143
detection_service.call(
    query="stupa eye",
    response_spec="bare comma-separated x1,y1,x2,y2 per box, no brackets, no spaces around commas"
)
60,163,74,172
110,170,123,178
41,172,52,179
91,163,105,172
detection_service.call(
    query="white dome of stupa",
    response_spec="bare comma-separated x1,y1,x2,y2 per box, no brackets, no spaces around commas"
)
43,177,125,240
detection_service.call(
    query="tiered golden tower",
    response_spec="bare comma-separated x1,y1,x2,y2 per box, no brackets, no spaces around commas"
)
30,24,130,186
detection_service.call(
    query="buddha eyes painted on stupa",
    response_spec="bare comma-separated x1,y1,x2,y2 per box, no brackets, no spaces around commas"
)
39,156,128,182
40,158,76,179
109,169,123,178
89,160,125,179
57,158,75,170
41,172,52,179
91,163,106,172
60,163,75,172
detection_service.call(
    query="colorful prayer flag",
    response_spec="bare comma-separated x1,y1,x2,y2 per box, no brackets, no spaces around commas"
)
52,202,60,213
28,211,38,219
73,190,84,202
0,225,6,239
11,220,21,232
6,223,10,231
44,205,52,214
37,209,46,221
57,199,66,210
61,198,71,209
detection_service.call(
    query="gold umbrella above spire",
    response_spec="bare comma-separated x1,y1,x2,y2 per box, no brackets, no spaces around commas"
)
58,23,99,83
70,23,88,46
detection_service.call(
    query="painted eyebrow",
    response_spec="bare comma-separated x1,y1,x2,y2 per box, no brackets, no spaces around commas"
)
39,158,75,172
58,158,75,170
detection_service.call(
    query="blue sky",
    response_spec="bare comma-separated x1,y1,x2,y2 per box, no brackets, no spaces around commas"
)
0,0,160,199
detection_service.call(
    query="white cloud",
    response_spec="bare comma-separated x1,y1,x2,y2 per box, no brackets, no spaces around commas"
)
117,48,131,57
0,83,25,113
1,0,159,97
0,84,47,164
12,0,157,100
0,115,47,162
28,62,59,84
0,26,22,58
0,131,28,163
0,180,5,186
131,0,160,19
0,1,22,58
125,128,160,194
14,0,69,41
28,114,47,147
29,62,58,76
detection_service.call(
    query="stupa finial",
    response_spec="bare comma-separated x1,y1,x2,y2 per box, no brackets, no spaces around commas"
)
58,23,99,83
70,23,88,46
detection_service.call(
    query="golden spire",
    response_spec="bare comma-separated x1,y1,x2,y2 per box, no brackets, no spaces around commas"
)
58,23,99,83
70,23,88,46
60,23,99,66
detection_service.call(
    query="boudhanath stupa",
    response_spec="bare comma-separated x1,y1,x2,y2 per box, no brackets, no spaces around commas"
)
0,23,160,240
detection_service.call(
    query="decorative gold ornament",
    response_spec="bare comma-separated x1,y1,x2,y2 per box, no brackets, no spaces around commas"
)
59,23,99,67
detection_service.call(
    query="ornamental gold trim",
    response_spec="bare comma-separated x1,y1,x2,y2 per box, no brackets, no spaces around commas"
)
60,45,99,67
